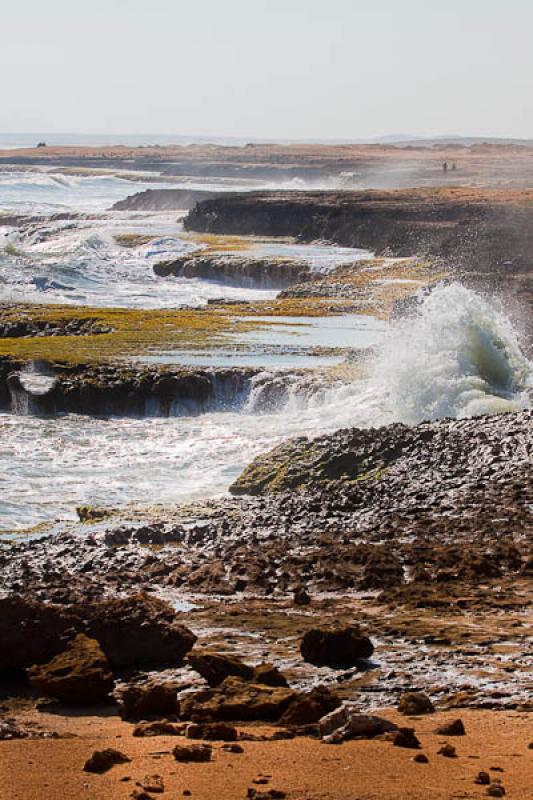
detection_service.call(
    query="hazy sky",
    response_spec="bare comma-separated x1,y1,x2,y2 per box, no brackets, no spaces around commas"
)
3,0,532,140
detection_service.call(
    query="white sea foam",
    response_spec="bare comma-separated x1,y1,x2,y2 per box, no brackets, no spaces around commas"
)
373,283,531,423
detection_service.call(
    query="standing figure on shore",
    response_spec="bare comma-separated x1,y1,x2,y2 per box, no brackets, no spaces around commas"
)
442,161,448,174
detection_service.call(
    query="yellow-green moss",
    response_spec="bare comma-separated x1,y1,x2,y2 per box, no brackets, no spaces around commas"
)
0,304,261,364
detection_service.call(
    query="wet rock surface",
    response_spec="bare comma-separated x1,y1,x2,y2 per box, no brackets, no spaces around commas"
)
0,357,258,416
154,253,311,290
0,410,531,710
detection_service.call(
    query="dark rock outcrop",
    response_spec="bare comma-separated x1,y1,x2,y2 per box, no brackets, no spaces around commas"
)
154,253,311,290
184,188,533,285
300,626,374,668
0,593,196,671
28,634,113,704
0,358,258,417
85,594,197,669
112,188,219,212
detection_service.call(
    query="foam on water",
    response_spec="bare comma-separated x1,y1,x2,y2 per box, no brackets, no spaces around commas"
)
0,255,531,530
0,213,281,308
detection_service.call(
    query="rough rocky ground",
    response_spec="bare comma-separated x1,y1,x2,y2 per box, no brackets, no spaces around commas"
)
1,411,531,711
184,189,533,328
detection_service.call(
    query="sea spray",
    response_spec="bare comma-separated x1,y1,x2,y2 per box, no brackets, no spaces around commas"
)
374,283,532,423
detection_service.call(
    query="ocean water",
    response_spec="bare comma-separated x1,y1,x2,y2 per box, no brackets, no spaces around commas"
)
0,168,371,308
0,168,531,532
0,284,531,532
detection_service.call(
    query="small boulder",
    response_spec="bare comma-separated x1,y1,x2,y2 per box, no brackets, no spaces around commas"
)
393,728,421,749
29,634,113,705
435,718,465,736
486,787,506,797
83,748,131,773
187,650,254,687
117,679,180,720
173,743,212,762
438,743,457,758
186,722,238,741
300,626,373,668
414,753,429,763
140,775,164,794
398,692,435,716
320,704,398,744
222,743,244,753
475,772,491,785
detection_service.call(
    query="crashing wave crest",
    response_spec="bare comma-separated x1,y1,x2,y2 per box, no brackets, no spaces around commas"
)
374,283,531,423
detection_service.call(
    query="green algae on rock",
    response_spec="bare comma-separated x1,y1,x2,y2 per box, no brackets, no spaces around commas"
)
229,431,393,496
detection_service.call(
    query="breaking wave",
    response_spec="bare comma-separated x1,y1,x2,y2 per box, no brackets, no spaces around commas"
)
374,283,531,423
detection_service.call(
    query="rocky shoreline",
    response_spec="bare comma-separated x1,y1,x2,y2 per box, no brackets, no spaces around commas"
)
0,357,260,416
1,408,531,798
1,410,531,714
1,154,532,799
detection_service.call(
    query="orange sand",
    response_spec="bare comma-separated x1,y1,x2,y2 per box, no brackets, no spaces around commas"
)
0,708,531,800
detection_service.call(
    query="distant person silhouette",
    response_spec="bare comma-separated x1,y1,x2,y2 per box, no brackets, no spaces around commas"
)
442,161,448,174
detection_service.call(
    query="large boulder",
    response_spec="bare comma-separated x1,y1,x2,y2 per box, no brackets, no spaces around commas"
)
28,634,113,705
0,593,196,672
85,594,196,669
187,650,254,687
117,679,180,720
0,595,77,671
180,677,298,723
300,626,374,668
180,677,340,725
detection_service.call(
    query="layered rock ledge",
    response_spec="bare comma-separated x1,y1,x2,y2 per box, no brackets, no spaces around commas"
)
112,188,220,212
154,253,312,290
0,358,258,416
184,189,533,292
